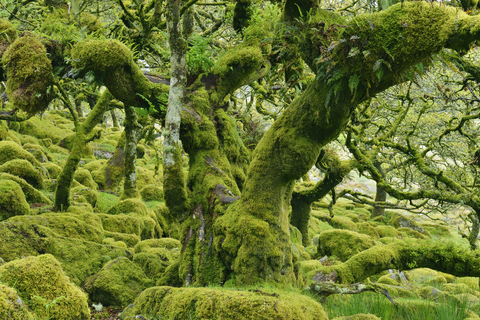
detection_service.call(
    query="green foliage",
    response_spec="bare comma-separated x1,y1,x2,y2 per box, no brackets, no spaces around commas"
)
187,34,215,75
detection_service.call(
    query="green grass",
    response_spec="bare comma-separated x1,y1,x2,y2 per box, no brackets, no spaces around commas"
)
323,292,470,320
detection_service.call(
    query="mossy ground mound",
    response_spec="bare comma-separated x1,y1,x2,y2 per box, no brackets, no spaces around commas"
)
132,238,181,278
120,286,328,320
0,254,90,320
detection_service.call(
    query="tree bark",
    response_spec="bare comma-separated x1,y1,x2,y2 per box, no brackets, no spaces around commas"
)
372,161,387,217
121,105,141,199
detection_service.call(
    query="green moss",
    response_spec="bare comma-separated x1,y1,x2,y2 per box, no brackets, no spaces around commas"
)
120,286,328,320
84,257,152,307
133,240,181,278
74,168,98,189
455,277,480,291
19,114,74,144
398,227,428,239
0,159,45,189
329,216,357,231
43,162,63,179
317,229,377,261
0,180,29,221
356,222,380,238
0,19,17,56
95,191,119,213
140,184,164,201
374,225,399,238
70,186,98,207
84,159,106,172
107,198,149,215
104,231,140,248
2,33,53,115
388,213,430,236
98,213,159,240
0,283,34,320
8,212,103,243
0,140,40,166
136,166,156,190
0,254,90,320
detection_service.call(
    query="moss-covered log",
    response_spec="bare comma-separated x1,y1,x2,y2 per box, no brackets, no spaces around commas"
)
308,239,480,285
214,2,480,285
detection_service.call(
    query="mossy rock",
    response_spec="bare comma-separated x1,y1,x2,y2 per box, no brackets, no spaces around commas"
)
104,231,140,248
19,114,73,144
388,213,430,236
356,222,380,238
84,159,106,172
377,273,401,286
23,143,51,163
43,162,63,179
298,260,324,275
120,286,328,320
455,277,480,291
132,238,181,278
331,314,381,320
398,227,429,239
0,159,44,189
70,186,98,207
139,184,164,201
290,224,303,246
374,225,399,238
406,268,454,285
107,198,149,216
84,257,152,307
74,168,98,189
0,140,39,166
0,179,30,220
0,254,90,320
59,133,94,157
8,212,103,243
98,213,158,240
420,222,451,237
102,237,128,248
330,216,357,231
0,219,130,285
0,283,34,320
317,229,377,261
442,283,478,296
136,166,156,190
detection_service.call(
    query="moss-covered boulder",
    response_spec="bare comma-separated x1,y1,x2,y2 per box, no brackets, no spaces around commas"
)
43,162,63,179
0,179,30,220
74,168,98,189
374,225,399,238
84,257,152,307
356,222,380,238
388,213,430,236
98,213,159,240
120,286,328,320
0,159,44,189
317,229,377,261
104,231,141,247
70,186,98,207
0,283,34,320
0,219,130,285
139,184,164,201
330,215,357,231
0,140,39,166
132,238,181,278
0,254,90,320
8,212,103,243
107,198,149,215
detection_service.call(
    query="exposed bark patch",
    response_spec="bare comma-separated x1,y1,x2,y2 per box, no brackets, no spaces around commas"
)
214,184,239,205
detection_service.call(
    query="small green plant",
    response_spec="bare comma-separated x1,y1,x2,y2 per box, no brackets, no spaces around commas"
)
31,295,66,320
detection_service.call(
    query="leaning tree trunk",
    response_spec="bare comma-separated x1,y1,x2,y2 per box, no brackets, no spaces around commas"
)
54,90,112,211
